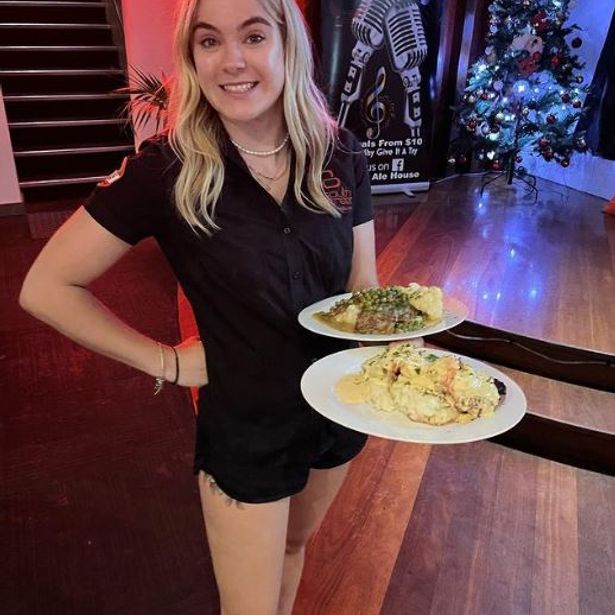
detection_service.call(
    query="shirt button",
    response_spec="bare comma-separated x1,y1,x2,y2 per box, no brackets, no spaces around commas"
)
283,227,292,235
292,271,302,280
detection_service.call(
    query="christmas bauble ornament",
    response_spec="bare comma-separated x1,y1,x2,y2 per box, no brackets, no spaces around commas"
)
571,37,583,49
561,158,570,168
448,157,456,166
562,92,571,102
522,107,530,116
576,75,584,83
468,119,478,129
494,80,504,92
539,138,549,148
492,160,502,170
573,99,582,108
467,94,476,104
576,137,587,151
544,150,554,160
516,155,523,163
495,112,505,122
546,114,556,124
481,123,491,135
490,125,500,134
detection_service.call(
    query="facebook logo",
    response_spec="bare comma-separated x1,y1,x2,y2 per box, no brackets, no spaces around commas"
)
392,158,404,172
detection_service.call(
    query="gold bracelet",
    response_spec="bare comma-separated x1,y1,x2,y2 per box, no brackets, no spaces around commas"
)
153,342,166,396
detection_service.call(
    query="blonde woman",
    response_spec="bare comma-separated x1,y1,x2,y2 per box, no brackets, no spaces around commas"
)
20,0,378,613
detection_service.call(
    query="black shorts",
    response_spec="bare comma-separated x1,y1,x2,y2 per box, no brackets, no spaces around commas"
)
193,417,368,504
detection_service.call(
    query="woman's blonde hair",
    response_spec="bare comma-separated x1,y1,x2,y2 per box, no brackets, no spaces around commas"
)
167,0,340,235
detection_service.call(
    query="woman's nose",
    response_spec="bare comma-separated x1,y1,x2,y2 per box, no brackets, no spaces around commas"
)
221,42,247,72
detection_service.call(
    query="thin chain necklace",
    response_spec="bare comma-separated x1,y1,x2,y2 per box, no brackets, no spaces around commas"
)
248,154,290,193
231,133,290,157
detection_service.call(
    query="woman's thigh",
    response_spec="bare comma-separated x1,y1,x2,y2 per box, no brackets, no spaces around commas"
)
197,471,291,615
287,462,350,550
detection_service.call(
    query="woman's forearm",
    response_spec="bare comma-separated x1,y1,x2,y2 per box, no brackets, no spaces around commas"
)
20,284,174,380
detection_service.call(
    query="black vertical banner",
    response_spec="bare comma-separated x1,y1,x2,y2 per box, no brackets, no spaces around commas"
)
319,0,443,194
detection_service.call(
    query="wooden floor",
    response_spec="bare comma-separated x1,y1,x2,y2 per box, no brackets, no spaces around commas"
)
2,175,614,614
374,176,615,355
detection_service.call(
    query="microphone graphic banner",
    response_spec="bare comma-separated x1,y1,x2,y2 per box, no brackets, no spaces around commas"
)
319,0,442,193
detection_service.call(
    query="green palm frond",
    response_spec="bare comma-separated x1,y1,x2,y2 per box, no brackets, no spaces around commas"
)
114,65,170,134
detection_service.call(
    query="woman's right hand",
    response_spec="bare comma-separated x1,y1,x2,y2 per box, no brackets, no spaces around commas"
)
166,336,208,388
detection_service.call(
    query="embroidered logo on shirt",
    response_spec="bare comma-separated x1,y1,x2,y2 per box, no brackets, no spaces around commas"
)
322,169,352,211
98,156,128,188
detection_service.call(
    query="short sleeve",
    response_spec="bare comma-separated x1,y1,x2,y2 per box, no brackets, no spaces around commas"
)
83,140,169,245
348,132,373,227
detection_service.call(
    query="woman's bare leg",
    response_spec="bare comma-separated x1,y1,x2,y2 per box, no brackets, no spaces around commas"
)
277,462,351,615
197,472,290,615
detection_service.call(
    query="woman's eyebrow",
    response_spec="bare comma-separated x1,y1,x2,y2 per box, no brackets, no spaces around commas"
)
193,16,273,34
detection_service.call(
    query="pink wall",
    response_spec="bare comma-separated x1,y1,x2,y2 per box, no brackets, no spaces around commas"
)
121,0,177,146
0,86,22,207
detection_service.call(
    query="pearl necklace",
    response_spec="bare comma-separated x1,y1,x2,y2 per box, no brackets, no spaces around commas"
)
231,133,290,157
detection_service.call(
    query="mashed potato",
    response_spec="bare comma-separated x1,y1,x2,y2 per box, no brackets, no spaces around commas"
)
336,344,504,426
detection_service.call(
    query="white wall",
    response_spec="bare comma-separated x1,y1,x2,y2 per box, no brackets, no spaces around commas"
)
121,0,177,147
0,85,23,207
525,2,615,199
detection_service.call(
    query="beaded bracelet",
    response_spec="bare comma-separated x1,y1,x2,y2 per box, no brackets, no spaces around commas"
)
153,342,166,396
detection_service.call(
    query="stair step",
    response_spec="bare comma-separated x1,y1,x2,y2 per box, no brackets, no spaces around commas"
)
0,68,123,75
10,118,125,128
3,93,128,101
20,174,106,189
1,45,116,50
14,144,133,157
3,94,129,121
0,2,107,24
0,47,121,69
0,22,113,44
10,122,132,148
0,72,126,95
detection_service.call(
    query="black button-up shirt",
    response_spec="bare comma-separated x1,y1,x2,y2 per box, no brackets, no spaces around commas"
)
84,127,373,490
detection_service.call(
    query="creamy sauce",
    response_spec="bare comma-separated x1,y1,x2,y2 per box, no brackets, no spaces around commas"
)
335,374,370,403
314,313,356,332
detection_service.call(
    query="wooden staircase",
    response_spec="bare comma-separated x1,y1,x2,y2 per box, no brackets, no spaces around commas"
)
0,0,134,204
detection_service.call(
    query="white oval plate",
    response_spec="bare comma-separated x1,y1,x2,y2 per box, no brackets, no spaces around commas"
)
301,346,526,444
298,293,469,342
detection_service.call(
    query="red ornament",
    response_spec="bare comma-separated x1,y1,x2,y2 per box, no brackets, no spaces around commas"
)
546,114,556,124
551,55,561,68
573,99,582,109
532,10,550,32
468,119,478,129
544,150,554,161
539,138,549,148
562,92,571,102
517,55,541,78
492,160,502,171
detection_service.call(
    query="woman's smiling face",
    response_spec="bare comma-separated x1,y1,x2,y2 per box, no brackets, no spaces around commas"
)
191,0,286,128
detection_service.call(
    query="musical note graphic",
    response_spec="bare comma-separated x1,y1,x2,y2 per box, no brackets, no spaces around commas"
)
363,66,387,139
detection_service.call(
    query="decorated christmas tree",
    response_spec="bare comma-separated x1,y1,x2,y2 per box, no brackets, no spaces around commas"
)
450,0,588,182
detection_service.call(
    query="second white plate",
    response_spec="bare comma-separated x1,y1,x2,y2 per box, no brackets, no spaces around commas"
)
298,293,469,342
301,346,527,445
